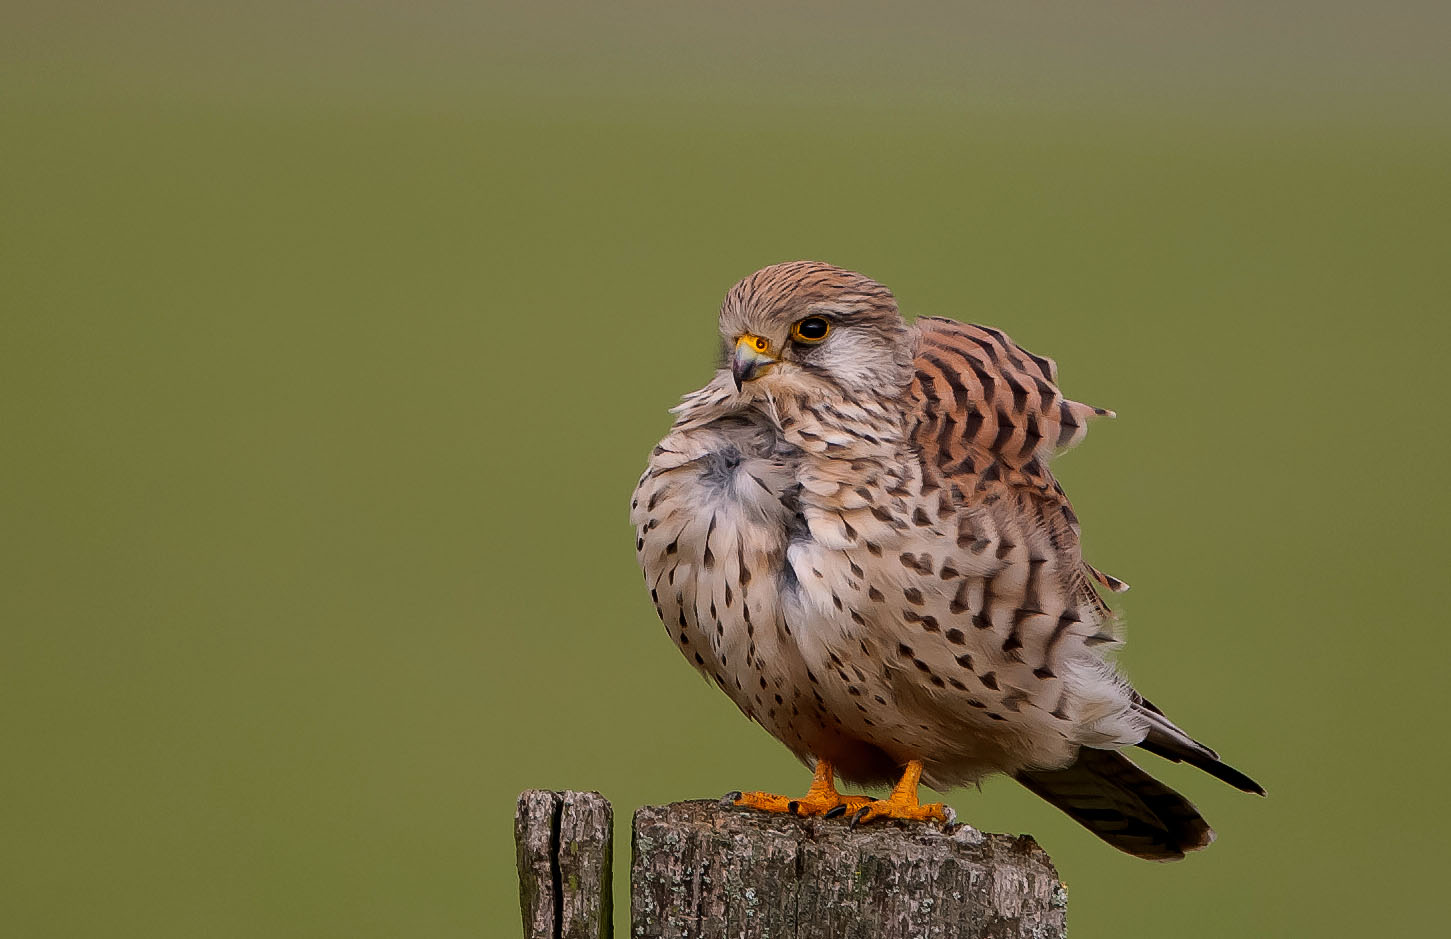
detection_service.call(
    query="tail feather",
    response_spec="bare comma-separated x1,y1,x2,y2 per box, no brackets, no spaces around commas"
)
1135,734,1264,794
1015,748,1214,861
1131,696,1266,795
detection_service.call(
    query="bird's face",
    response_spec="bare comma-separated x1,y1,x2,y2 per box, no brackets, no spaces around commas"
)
717,261,915,398
724,310,836,390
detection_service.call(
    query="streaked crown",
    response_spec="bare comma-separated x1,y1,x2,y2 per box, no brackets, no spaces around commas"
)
718,261,914,394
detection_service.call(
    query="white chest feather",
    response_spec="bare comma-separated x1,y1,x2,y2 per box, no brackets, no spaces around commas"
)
632,414,806,712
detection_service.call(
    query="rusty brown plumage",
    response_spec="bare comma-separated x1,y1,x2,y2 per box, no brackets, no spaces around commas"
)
632,261,1261,859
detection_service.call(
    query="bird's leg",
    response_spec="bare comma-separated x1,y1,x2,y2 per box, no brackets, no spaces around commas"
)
729,759,876,817
848,759,950,825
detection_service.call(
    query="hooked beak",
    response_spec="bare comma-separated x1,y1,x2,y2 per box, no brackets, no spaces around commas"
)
731,334,778,390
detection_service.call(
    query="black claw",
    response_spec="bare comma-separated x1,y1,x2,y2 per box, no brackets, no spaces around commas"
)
720,791,742,808
824,804,848,819
787,801,800,815
848,806,872,830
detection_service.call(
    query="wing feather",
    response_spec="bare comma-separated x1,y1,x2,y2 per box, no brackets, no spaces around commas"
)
909,317,1125,603
913,317,1113,467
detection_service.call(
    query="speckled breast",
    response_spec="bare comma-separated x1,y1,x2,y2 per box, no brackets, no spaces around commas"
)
631,414,842,761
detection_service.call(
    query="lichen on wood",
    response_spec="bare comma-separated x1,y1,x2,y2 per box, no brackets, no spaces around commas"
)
519,790,1065,939
515,790,613,939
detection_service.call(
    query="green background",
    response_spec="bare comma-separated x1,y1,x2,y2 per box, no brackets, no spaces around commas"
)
4,3,1449,936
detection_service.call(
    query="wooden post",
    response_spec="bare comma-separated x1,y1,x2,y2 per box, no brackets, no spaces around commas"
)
515,790,613,939
517,790,1066,939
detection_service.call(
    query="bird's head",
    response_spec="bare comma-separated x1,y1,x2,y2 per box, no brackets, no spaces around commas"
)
718,261,915,398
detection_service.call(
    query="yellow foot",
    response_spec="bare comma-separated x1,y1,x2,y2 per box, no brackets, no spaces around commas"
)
727,788,875,818
845,758,953,827
846,794,950,826
723,758,875,818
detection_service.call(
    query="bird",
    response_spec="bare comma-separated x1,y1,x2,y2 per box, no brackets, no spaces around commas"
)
630,261,1262,860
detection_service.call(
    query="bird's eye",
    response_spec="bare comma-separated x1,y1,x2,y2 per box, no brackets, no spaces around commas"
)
790,317,831,343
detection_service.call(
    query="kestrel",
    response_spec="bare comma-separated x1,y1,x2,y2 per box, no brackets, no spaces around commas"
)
631,261,1261,859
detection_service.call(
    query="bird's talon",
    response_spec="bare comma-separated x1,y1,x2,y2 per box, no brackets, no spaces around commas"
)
824,804,847,819
721,791,743,808
849,806,872,829
787,800,800,815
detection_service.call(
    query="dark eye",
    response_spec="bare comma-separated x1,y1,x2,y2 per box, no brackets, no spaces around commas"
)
790,316,831,343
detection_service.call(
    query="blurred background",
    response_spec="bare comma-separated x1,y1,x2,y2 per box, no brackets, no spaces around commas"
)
4,2,1449,936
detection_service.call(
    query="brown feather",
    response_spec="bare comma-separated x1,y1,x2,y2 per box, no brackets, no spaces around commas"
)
1016,747,1215,861
633,262,1261,859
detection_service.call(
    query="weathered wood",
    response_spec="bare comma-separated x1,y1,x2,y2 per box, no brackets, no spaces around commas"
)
630,799,1066,939
516,791,1066,938
515,790,613,939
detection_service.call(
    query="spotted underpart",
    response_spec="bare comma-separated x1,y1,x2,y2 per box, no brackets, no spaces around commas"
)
631,261,1262,860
